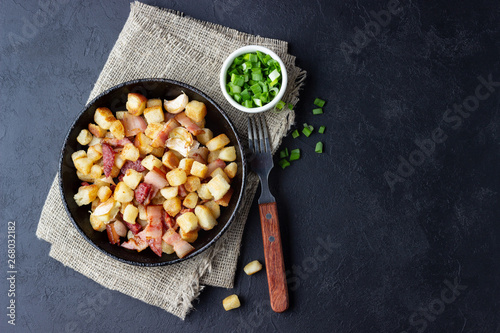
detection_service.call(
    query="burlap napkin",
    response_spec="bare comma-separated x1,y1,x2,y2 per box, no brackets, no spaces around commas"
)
36,1,305,319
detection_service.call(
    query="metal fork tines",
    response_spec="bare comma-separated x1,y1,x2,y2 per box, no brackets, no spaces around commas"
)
248,115,275,204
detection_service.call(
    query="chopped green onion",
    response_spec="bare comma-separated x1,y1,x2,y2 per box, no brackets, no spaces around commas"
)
231,74,245,87
253,98,263,107
279,159,290,169
227,82,241,94
279,148,289,159
276,100,286,110
233,56,244,65
252,73,263,81
256,51,266,63
227,51,282,108
313,108,323,115
269,69,281,82
269,78,280,87
242,62,253,71
259,82,269,93
250,83,262,95
289,149,301,161
318,126,325,134
303,123,314,131
288,103,294,110
302,127,313,137
314,98,325,108
315,142,323,153
292,129,300,138
244,53,258,62
241,89,251,101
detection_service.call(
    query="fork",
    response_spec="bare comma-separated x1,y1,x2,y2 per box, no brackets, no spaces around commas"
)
248,115,289,313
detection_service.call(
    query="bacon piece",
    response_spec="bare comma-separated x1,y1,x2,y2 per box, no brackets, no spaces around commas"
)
123,220,142,235
151,118,179,148
162,228,181,244
144,187,156,206
188,147,209,164
144,167,169,189
180,207,194,215
206,159,226,176
101,143,115,177
123,113,147,137
118,173,124,182
164,113,176,121
121,237,148,252
162,229,194,258
121,159,146,174
145,205,163,257
178,184,188,198
106,224,120,245
175,112,203,135
81,182,90,187
173,240,195,259
163,212,177,230
134,183,152,204
102,137,133,147
135,230,147,242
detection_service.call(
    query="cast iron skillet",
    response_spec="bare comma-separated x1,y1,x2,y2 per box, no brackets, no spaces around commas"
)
60,79,246,266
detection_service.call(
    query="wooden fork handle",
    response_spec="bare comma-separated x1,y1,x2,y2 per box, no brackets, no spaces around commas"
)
259,202,289,313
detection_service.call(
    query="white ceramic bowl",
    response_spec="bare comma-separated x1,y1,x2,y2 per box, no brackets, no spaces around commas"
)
220,45,288,114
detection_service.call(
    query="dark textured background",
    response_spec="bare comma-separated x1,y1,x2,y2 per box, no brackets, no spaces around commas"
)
1,0,499,332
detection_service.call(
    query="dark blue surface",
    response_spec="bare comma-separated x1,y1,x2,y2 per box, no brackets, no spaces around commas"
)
1,0,499,332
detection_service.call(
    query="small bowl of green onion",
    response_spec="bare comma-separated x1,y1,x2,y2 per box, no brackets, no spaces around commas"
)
220,45,288,113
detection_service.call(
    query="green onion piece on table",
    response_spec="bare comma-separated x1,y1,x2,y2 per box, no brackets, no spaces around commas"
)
313,108,323,115
318,126,325,134
302,127,312,137
276,100,286,110
279,159,290,169
314,98,325,108
315,142,323,153
289,149,301,161
292,129,300,138
279,148,289,159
